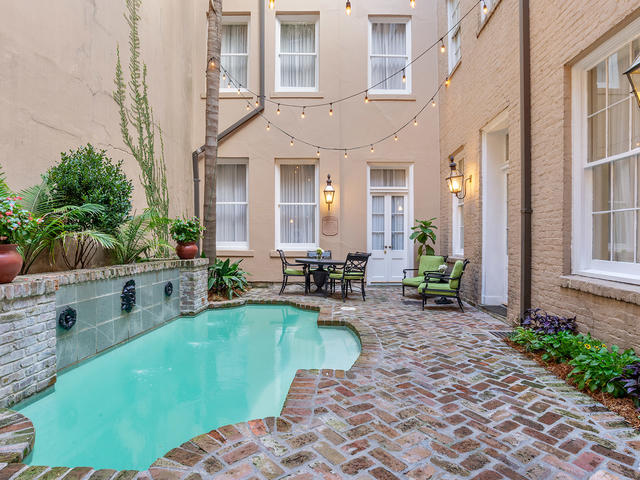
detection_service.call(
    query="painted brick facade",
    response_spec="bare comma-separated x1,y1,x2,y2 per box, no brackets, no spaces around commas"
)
437,0,640,348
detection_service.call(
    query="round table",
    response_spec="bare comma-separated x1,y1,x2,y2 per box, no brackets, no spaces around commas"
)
295,258,345,296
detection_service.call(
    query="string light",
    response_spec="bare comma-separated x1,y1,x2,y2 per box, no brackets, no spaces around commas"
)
237,87,241,95
266,122,271,131
413,117,418,126
445,77,451,87
345,0,351,15
301,107,306,119
344,150,348,158
268,0,275,9
402,69,407,83
482,1,488,13
410,0,416,8
246,103,250,111
440,39,445,53
431,98,436,107
370,145,375,153
394,134,399,142
364,91,369,103
255,98,260,107
290,137,294,147
329,104,334,116
316,148,320,157
276,104,281,115
208,58,216,70
222,72,226,81
227,82,231,89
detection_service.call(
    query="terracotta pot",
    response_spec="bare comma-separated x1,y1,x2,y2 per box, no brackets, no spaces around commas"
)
0,244,23,284
176,241,198,260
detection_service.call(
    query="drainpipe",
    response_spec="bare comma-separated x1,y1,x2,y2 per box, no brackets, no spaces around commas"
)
191,0,266,221
519,0,532,317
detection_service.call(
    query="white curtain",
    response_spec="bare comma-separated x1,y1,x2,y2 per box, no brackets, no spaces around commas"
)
612,157,634,262
280,165,315,244
370,169,406,188
371,196,384,250
216,164,247,243
280,23,316,88
391,196,405,250
221,24,248,87
370,23,406,90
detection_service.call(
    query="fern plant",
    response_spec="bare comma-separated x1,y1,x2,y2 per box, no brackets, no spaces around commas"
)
113,0,170,251
111,210,169,265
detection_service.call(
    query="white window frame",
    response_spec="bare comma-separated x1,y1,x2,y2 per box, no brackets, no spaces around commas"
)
572,19,640,284
275,159,319,250
447,0,461,74
220,16,250,93
367,17,412,95
451,157,464,256
216,159,249,250
275,15,319,93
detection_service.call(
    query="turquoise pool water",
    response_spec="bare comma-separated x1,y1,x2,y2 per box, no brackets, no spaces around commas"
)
17,305,360,470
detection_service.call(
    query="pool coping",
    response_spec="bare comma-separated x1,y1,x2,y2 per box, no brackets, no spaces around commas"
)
0,296,379,473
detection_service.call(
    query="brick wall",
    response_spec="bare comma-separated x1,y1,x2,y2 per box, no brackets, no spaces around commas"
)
437,0,640,348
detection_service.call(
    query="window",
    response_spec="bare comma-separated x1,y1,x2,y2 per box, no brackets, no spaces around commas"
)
480,0,496,24
368,18,411,94
370,168,407,188
276,16,318,92
276,163,318,248
573,28,640,282
447,0,461,73
216,160,249,249
451,157,464,256
220,17,249,91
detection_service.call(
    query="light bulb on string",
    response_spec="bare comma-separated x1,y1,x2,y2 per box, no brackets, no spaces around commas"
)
394,134,399,142
316,148,320,157
246,103,250,111
276,104,281,115
301,107,306,119
268,0,275,9
431,98,436,107
440,39,445,53
413,117,418,126
410,0,416,8
222,72,226,81
482,1,488,14
227,82,231,89
364,91,369,103
208,58,216,70
345,0,351,15
290,137,294,147
402,69,406,83
255,98,259,107
445,77,451,87
237,87,241,95
344,150,348,158
266,122,271,131
329,103,334,116
370,145,375,153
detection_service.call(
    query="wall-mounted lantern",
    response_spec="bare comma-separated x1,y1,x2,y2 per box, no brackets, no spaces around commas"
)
624,54,640,109
323,174,336,210
446,156,471,199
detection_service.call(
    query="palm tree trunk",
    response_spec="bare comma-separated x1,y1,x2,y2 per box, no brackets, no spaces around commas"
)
203,0,222,264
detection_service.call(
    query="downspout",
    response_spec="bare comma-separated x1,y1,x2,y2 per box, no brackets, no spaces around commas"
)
519,0,532,316
191,0,265,219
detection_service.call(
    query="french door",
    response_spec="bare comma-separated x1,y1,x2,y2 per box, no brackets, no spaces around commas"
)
368,194,408,283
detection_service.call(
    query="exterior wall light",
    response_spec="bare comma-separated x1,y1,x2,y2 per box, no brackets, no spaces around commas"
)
624,54,640,109
446,156,471,199
323,174,336,210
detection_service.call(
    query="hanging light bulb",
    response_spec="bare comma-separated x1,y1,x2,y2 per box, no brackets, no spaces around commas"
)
329,103,334,116
276,104,281,115
246,103,250,111
316,148,320,157
445,77,451,87
364,91,370,103
370,145,375,153
222,72,227,81
255,97,259,107
410,0,416,8
431,98,436,107
301,107,306,119
290,137,294,147
237,87,241,95
402,69,407,83
394,134,399,142
227,82,231,89
482,1,488,14
266,122,271,131
345,0,351,15
344,150,348,158
440,39,445,53
268,0,275,9
208,58,216,70
413,117,418,126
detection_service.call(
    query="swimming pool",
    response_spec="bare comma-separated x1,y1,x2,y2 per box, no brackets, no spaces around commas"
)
17,305,360,470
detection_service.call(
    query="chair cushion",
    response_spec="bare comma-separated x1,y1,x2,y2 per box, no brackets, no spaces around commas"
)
329,272,364,280
402,276,423,287
418,282,456,296
449,260,465,289
418,255,446,276
284,268,305,276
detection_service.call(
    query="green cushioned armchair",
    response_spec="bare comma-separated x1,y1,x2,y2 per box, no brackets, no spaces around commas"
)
402,255,448,296
276,249,308,295
418,259,469,312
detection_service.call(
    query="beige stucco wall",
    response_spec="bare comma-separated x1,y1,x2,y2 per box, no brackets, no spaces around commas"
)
0,0,207,218
200,0,441,282
437,0,640,349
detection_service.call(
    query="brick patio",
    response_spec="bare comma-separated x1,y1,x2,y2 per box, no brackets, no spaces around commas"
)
1,285,639,479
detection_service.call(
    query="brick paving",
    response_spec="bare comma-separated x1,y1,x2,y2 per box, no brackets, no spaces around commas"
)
1,286,639,479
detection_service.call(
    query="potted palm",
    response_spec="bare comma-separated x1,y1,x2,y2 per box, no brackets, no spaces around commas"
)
0,196,39,283
170,217,205,260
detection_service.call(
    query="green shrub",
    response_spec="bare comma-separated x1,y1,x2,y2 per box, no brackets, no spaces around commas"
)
46,144,133,233
170,218,204,244
208,258,250,299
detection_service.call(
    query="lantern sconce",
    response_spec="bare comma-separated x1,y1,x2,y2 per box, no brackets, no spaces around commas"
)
624,54,640,110
323,174,336,210
446,156,472,200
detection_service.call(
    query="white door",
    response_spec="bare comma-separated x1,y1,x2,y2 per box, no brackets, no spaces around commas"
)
368,194,407,283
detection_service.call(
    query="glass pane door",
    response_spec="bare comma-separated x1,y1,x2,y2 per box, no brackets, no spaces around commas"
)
391,196,405,250
372,196,385,251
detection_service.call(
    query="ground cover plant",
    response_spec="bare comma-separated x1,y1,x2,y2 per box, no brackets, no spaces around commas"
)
510,309,640,426
208,258,249,300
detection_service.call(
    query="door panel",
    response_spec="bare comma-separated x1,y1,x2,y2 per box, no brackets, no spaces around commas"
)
369,194,408,283
368,195,387,283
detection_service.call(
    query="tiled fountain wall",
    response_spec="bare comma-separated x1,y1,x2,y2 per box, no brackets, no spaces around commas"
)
0,258,208,407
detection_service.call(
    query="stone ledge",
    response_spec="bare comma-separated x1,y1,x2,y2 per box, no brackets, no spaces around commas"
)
0,409,34,463
560,274,640,306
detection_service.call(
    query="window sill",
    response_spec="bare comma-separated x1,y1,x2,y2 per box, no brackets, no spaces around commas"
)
270,91,324,99
217,92,254,100
217,249,255,257
368,94,416,102
448,59,462,79
560,274,640,306
448,255,465,263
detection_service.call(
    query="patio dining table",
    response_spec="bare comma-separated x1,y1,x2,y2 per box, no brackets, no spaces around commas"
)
295,258,345,296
